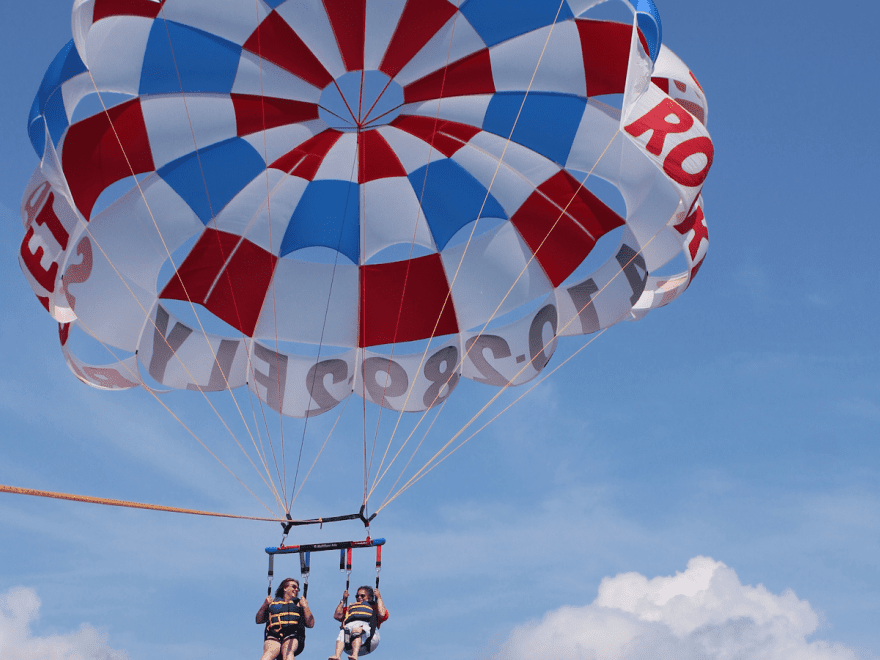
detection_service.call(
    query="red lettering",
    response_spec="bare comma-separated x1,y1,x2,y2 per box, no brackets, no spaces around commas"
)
33,194,70,251
675,203,708,261
19,193,71,294
23,181,51,229
625,98,694,156
59,322,71,346
64,349,89,383
82,366,138,389
60,237,94,311
20,227,59,292
663,137,714,188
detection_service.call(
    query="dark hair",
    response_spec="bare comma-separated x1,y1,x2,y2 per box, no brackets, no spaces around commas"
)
355,585,374,601
275,578,300,599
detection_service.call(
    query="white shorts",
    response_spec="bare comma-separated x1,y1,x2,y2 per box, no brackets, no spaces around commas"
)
337,622,377,651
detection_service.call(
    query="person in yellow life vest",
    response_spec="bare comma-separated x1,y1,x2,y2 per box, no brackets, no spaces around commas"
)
256,578,315,660
328,586,388,660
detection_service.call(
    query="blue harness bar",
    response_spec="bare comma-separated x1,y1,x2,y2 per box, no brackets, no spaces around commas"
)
266,538,386,555
265,539,384,602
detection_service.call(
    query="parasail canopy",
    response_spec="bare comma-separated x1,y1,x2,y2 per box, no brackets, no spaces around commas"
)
19,0,712,424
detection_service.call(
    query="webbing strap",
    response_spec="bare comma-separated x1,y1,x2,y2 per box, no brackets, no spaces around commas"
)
375,544,382,589
267,554,275,596
300,551,311,598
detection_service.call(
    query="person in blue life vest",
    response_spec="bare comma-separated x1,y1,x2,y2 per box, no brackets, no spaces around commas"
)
328,586,388,660
256,577,315,660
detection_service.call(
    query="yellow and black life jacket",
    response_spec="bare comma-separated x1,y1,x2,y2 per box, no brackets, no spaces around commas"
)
343,600,374,625
267,599,302,631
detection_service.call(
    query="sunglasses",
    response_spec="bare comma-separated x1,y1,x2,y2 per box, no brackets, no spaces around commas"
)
356,593,368,599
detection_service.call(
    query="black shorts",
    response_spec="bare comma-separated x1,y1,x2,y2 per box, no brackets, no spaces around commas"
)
264,626,304,647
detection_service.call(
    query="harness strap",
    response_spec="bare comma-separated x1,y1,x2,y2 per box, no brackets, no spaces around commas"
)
267,554,275,597
300,551,311,599
375,544,382,590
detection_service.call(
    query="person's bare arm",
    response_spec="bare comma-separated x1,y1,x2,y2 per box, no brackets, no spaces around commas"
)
299,597,315,628
333,590,349,622
374,589,387,619
256,596,271,624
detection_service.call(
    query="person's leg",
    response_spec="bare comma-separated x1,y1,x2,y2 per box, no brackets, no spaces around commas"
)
329,629,345,660
280,636,299,660
358,630,379,656
349,635,362,660
260,639,281,660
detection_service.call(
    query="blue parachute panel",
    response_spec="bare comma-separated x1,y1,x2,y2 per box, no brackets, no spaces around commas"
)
282,181,361,264
483,93,586,166
158,138,265,224
408,160,507,251
139,21,242,95
634,0,662,61
29,40,87,156
459,0,575,48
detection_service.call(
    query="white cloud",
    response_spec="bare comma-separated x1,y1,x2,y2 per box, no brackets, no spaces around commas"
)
0,587,130,660
490,557,864,660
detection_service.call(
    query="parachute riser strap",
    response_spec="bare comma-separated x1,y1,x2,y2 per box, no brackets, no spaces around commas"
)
375,544,382,590
344,547,353,597
359,503,377,527
300,551,311,599
339,547,352,630
280,512,294,544
272,509,373,531
267,553,275,597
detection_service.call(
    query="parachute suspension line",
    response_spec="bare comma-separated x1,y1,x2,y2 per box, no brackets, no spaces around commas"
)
247,152,317,509
377,398,448,502
0,484,285,524
371,131,622,503
379,332,612,510
56,310,280,515
380,206,672,511
376,111,624,506
377,132,621,508
288,385,353,510
366,10,463,500
360,135,370,508
362,345,369,506
246,369,287,508
357,120,368,506
358,70,366,127
247,0,290,506
49,139,284,516
368,2,570,500
356,2,367,508
155,5,289,503
82,45,287,510
373,65,619,501
287,133,362,513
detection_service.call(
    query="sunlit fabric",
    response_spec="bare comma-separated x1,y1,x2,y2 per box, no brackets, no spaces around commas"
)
20,0,712,417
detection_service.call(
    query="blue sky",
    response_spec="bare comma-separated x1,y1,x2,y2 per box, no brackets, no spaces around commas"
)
1,2,878,660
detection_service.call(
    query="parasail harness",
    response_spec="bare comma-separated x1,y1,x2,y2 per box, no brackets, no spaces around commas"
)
264,505,384,653
266,505,380,597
